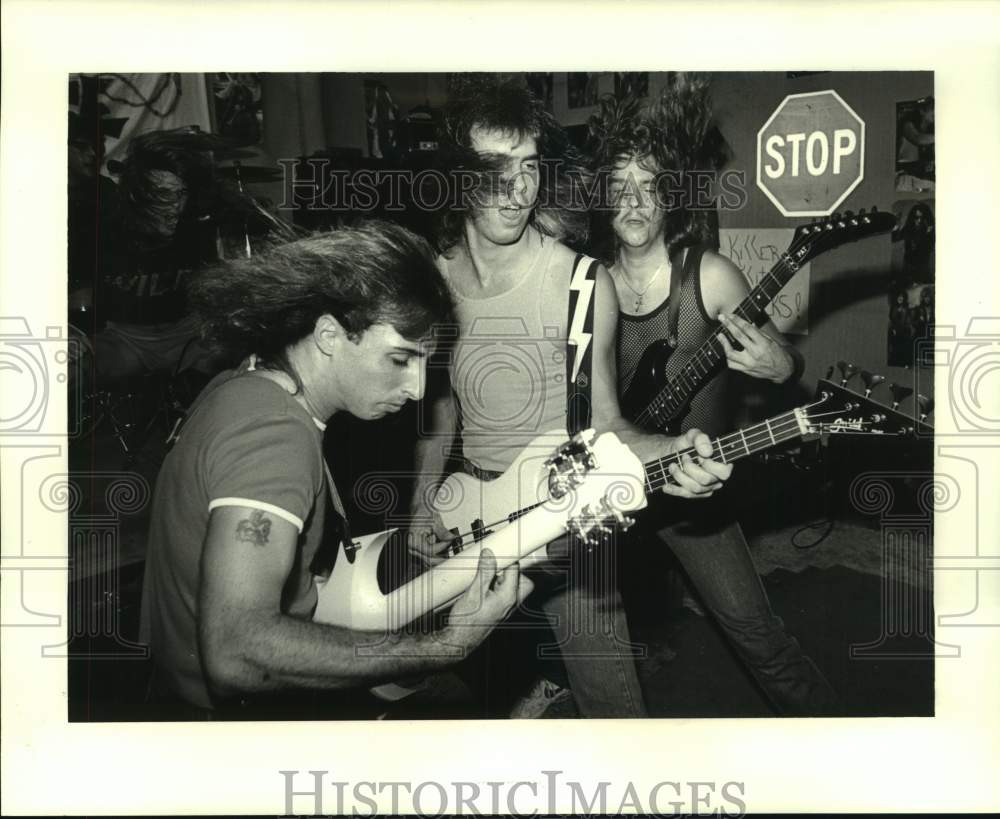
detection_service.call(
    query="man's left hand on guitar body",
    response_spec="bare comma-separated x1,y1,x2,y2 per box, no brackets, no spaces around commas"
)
717,313,795,384
660,427,732,499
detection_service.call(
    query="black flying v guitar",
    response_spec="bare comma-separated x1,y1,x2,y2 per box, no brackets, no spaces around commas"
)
620,209,897,433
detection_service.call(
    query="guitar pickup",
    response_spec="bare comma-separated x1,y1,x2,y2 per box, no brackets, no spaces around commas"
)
444,527,465,556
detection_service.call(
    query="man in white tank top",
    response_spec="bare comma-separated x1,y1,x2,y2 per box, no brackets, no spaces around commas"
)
409,77,732,718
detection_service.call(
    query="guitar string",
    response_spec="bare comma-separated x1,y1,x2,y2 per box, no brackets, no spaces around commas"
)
633,221,852,427
633,259,797,426
442,215,891,549
443,404,823,548
642,405,863,491
444,411,806,550
443,403,882,550
636,213,883,426
633,256,798,426
643,410,802,490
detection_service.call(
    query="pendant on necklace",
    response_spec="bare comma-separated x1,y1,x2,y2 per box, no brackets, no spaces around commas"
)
635,295,643,311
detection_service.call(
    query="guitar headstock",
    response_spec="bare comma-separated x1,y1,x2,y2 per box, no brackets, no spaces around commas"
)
545,430,647,545
802,368,933,439
791,208,897,266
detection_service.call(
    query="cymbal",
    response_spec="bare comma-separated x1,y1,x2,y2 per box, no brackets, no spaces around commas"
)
211,146,260,161
151,128,242,153
215,163,283,182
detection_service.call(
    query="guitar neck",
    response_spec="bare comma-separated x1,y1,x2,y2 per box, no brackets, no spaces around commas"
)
642,408,804,494
642,254,802,424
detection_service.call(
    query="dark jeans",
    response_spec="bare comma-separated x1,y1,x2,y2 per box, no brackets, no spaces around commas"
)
532,551,648,717
462,461,647,718
650,501,841,716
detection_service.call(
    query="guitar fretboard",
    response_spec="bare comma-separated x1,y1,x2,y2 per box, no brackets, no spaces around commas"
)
638,254,802,428
635,213,894,430
642,408,803,493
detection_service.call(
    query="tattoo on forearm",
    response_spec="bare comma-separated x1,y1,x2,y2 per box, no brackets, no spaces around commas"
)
236,510,272,546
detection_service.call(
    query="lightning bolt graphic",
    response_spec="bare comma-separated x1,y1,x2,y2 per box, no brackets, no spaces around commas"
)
569,259,594,383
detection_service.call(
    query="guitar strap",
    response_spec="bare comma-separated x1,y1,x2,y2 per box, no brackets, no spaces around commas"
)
307,454,353,578
566,254,599,436
665,247,688,349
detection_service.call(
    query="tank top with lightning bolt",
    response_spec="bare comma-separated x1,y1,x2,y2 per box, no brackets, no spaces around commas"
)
439,235,585,474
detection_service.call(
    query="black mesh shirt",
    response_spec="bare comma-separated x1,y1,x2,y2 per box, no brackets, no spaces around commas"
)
616,245,730,437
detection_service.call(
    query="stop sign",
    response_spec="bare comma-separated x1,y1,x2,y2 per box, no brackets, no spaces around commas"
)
756,90,865,217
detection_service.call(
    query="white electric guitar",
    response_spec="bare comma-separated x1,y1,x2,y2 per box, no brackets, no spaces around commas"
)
314,429,647,631
314,375,933,635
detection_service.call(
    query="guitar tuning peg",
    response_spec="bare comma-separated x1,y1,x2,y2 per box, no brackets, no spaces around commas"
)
825,365,835,380
858,207,866,215
837,361,858,387
917,394,934,421
889,382,913,410
608,508,635,532
861,370,886,397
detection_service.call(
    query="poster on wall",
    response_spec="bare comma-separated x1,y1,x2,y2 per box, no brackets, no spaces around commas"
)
888,198,935,367
717,227,810,335
70,73,212,175
524,72,554,111
567,71,601,109
895,96,935,192
211,73,263,146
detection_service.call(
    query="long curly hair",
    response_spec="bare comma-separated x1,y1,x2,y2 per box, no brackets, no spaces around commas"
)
434,75,592,252
587,74,727,264
114,129,221,246
186,220,454,387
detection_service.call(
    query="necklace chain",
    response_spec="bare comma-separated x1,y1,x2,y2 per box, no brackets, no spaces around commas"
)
617,261,665,311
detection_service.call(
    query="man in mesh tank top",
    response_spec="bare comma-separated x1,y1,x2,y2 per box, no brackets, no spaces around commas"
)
408,76,733,718
587,78,840,715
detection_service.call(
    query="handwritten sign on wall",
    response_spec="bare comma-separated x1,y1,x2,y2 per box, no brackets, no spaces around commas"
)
718,228,810,335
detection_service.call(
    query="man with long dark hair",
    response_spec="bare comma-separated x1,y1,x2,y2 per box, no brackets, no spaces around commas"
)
588,78,839,715
409,77,732,718
140,221,531,718
92,129,225,383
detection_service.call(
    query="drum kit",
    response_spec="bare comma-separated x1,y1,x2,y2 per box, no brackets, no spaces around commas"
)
67,323,204,466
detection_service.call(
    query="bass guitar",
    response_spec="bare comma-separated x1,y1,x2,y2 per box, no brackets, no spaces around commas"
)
620,209,897,432
315,369,930,632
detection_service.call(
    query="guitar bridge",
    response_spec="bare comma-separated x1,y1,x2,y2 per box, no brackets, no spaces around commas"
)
471,518,493,542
